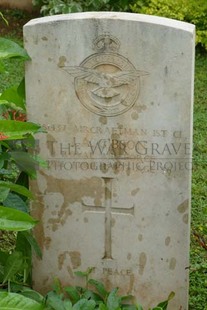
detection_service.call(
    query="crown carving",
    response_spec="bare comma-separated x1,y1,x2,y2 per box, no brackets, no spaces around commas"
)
93,34,120,53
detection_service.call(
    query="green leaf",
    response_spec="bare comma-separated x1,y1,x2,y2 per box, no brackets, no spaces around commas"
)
14,233,31,283
120,294,135,303
52,277,62,295
0,250,9,266
64,286,80,305
82,289,103,303
46,291,71,310
0,206,38,231
20,288,44,304
0,38,30,60
0,85,25,110
98,303,108,310
156,292,175,310
74,271,88,278
106,288,121,310
17,78,26,101
0,12,8,26
15,231,31,262
88,279,108,300
0,60,5,72
0,187,10,202
0,120,42,140
0,99,21,110
3,193,29,213
121,305,138,310
20,231,42,258
0,181,34,199
0,251,9,281
3,251,24,284
73,298,96,310
0,292,44,310
10,151,39,178
74,267,94,279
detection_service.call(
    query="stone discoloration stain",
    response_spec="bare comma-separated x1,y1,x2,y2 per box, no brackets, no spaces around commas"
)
177,199,188,213
42,277,49,286
165,236,171,246
138,234,143,241
139,252,147,275
69,251,81,269
58,251,66,270
58,56,67,67
44,237,52,250
169,257,176,270
131,111,139,120
99,116,107,124
58,251,81,271
128,273,135,293
57,252,74,278
48,208,72,232
46,134,56,156
40,172,104,231
110,134,126,157
127,253,132,260
131,188,139,196
183,213,188,224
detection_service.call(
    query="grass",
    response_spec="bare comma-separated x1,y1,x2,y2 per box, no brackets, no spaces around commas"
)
189,54,207,310
0,22,207,310
0,54,24,93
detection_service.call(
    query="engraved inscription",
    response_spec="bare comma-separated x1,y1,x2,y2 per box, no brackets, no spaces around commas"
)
61,34,149,116
82,177,134,259
103,268,132,276
39,125,192,174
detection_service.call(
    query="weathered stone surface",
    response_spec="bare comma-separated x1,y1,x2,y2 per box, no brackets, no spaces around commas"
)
24,12,195,309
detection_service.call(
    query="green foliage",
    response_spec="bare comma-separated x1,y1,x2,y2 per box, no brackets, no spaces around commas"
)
0,207,38,231
33,0,207,51
0,267,174,309
0,34,42,292
43,269,174,310
131,0,207,51
32,0,136,15
0,292,44,310
189,55,207,310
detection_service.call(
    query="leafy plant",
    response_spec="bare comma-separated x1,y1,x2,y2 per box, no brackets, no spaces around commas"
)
32,0,137,15
0,292,44,310
44,269,175,310
131,0,207,51
0,33,43,292
33,0,207,51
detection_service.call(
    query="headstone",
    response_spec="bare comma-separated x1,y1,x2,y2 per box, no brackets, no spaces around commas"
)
24,12,195,309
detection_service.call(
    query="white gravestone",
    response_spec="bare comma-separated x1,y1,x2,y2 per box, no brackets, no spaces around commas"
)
24,12,195,309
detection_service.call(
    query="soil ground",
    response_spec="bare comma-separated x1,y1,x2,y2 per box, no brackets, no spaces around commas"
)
0,8,40,38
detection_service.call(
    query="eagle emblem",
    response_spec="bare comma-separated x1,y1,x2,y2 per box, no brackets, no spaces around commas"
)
63,66,148,100
61,35,149,117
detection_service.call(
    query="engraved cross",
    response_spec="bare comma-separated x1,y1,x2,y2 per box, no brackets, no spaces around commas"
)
82,177,134,259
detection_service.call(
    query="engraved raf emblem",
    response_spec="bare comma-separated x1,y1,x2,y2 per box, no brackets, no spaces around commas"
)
61,34,148,117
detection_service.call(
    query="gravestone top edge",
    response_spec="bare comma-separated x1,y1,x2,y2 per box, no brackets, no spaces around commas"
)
23,11,195,33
